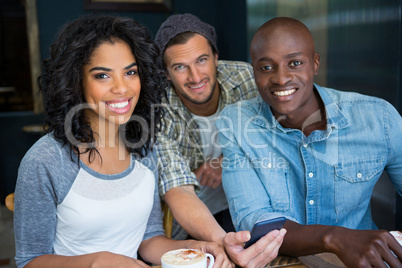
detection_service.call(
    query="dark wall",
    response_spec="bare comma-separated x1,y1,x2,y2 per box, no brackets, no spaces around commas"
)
0,112,44,203
326,0,401,110
36,0,248,62
326,0,402,230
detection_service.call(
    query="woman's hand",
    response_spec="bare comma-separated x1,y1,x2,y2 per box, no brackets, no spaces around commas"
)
185,240,235,268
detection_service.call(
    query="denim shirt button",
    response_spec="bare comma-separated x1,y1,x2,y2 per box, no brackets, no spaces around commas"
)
308,172,314,178
309,200,314,205
357,172,362,178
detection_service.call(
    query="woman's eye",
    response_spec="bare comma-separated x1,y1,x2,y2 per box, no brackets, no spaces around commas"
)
127,70,137,76
290,61,302,67
94,73,108,79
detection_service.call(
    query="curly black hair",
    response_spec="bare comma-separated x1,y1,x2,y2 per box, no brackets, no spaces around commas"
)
38,14,166,161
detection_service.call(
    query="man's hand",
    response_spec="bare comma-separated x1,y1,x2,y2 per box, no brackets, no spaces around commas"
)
327,228,402,268
194,156,222,189
223,229,286,268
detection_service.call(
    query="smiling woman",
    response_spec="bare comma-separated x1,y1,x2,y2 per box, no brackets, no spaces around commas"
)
13,14,167,267
13,14,229,268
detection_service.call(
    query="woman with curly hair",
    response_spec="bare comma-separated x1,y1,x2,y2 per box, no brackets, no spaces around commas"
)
13,14,229,268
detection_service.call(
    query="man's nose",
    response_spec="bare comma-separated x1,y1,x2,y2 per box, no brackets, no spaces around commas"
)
271,67,292,85
188,66,202,83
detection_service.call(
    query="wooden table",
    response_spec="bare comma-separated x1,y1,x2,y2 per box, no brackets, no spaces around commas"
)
152,255,306,268
264,255,306,267
153,253,347,267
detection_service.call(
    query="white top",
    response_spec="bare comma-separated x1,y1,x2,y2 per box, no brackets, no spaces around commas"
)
14,134,164,268
54,160,155,258
190,102,228,215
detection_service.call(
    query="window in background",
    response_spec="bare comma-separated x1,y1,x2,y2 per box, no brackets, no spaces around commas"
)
246,0,328,86
0,0,42,113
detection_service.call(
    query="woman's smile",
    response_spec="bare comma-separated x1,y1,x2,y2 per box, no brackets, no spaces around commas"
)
105,98,133,114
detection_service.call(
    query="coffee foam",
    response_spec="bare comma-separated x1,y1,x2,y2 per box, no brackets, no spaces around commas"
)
162,249,205,265
390,231,402,246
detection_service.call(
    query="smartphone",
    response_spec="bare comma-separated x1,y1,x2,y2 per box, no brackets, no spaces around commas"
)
244,217,287,249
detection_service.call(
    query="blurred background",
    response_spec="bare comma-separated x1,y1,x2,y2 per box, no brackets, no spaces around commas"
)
0,0,401,232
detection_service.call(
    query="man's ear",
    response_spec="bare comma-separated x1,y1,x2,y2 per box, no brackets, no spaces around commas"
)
214,53,219,66
314,53,320,75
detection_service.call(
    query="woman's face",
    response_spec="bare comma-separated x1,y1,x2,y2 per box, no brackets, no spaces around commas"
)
82,39,141,128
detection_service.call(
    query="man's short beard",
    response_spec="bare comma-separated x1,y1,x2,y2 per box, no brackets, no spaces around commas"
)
181,82,216,105
172,69,218,105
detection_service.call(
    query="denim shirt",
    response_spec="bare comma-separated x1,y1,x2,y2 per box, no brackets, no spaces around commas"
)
216,84,402,232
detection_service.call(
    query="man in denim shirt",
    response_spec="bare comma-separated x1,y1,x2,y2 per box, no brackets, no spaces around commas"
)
217,17,402,267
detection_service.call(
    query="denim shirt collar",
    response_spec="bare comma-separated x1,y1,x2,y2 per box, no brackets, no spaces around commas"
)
255,83,350,132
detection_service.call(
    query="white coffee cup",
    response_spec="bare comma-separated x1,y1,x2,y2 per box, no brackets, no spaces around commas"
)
161,248,215,268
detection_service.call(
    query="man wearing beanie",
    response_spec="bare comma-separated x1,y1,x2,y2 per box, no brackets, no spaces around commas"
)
155,13,284,267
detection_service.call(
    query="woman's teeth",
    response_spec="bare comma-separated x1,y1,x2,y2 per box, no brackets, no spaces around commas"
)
274,89,296,96
107,101,129,109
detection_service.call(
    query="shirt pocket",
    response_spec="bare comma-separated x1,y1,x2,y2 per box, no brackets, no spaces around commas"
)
334,158,383,214
260,165,290,212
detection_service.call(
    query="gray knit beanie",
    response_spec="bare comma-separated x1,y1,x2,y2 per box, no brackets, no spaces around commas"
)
155,13,218,58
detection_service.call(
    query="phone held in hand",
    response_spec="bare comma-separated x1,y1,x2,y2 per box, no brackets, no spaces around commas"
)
244,217,287,249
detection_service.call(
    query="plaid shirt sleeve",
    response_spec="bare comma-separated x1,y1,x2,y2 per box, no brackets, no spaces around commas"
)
156,105,200,197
